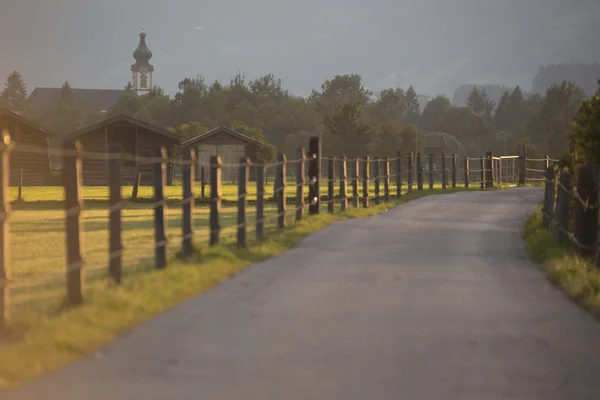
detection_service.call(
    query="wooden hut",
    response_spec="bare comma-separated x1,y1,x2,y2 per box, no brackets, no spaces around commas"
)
423,132,450,156
62,115,184,186
182,126,264,182
0,108,55,186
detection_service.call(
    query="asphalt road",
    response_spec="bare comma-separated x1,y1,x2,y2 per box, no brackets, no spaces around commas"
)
4,187,600,400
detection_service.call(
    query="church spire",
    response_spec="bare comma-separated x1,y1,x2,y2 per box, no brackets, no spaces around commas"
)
130,27,154,93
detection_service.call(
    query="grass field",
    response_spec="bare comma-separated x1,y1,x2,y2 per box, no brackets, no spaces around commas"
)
523,208,600,320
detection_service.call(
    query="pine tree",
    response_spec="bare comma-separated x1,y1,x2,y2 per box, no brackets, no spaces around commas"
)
403,86,421,125
494,91,511,130
467,86,485,115
1,71,28,113
60,81,74,105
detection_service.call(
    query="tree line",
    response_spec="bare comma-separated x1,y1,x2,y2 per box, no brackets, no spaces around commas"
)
0,69,595,161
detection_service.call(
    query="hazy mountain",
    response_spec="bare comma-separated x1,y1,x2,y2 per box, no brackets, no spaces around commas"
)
1,0,598,98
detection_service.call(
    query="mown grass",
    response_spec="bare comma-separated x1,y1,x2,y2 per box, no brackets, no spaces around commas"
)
0,184,478,388
523,208,600,319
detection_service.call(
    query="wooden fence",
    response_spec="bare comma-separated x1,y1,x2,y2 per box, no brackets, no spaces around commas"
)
541,163,600,264
0,136,550,328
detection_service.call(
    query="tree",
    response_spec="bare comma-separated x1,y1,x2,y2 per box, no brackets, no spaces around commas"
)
403,86,420,125
309,74,372,118
528,81,586,156
169,121,208,139
567,80,600,165
321,101,376,156
1,71,28,113
366,88,405,123
399,124,424,154
493,91,511,131
371,120,403,157
230,120,276,163
124,81,134,91
419,95,451,131
60,81,74,105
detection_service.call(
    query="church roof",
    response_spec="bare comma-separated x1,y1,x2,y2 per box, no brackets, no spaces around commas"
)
27,87,126,112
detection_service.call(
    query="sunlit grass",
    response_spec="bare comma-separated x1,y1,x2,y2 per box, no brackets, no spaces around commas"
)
523,208,600,318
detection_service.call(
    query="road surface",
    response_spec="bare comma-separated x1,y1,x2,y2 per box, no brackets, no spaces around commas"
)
4,187,600,400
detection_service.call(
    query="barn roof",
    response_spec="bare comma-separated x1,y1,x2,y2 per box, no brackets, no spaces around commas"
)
182,126,264,147
63,114,184,142
28,87,126,112
0,108,56,137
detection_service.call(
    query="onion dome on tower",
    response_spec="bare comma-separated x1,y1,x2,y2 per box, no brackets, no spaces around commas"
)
130,27,155,92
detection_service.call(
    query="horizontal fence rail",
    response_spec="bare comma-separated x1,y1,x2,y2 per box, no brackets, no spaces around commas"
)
0,136,546,328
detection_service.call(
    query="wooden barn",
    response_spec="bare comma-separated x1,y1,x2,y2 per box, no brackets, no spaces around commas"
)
182,126,264,182
62,115,184,186
0,108,55,186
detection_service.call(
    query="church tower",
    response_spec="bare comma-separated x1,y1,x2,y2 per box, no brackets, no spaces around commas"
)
131,28,154,93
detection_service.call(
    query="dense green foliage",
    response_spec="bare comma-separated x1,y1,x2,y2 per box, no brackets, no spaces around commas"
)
567,80,600,166
2,70,595,160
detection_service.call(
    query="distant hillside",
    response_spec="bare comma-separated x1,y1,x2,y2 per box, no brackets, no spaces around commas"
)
532,63,600,97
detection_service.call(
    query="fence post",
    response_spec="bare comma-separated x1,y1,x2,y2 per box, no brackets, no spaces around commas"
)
407,153,413,194
273,162,280,201
63,139,84,306
340,156,348,211
480,157,485,189
362,156,370,208
519,144,527,185
352,158,359,208
441,154,447,189
512,158,516,183
277,153,286,228
296,147,305,221
428,154,434,189
209,155,222,246
200,165,206,198
237,157,250,248
497,158,503,185
545,155,550,170
416,153,423,191
451,154,457,188
108,144,123,284
542,166,556,229
383,157,390,202
573,165,599,259
17,168,22,202
308,137,320,215
554,171,572,245
181,147,195,257
0,134,11,328
153,148,167,268
131,171,141,200
484,152,493,188
396,151,402,198
464,157,470,188
327,157,335,213
256,163,265,241
374,157,381,205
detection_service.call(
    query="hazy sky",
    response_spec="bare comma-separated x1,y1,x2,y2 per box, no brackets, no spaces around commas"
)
1,0,598,98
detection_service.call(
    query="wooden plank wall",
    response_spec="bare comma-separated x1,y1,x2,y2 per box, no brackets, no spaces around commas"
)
2,114,53,186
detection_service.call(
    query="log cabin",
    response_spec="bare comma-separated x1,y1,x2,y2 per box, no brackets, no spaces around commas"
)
61,115,184,186
0,108,55,186
182,126,264,182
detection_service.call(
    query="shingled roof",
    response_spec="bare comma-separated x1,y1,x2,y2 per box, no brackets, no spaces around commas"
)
28,87,126,112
